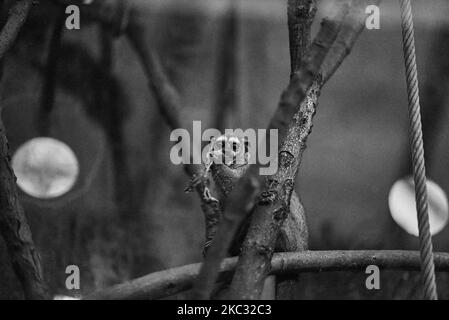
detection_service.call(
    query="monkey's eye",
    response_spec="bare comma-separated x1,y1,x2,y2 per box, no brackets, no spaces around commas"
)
228,137,240,153
244,140,250,154
214,136,227,151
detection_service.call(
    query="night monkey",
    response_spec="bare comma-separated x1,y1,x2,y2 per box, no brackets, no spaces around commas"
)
196,133,308,255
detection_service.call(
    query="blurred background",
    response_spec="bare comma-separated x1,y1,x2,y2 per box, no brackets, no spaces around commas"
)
0,0,448,299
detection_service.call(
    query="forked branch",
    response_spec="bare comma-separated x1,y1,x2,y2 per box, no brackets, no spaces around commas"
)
191,2,350,300
229,0,381,300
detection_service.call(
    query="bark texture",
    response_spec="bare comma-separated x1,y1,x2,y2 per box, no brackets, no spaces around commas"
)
86,250,449,300
0,118,49,299
0,0,49,300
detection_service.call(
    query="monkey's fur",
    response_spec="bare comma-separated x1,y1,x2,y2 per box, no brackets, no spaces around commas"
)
203,134,308,255
193,133,308,299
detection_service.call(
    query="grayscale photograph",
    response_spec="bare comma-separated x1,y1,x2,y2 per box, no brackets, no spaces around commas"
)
0,0,448,306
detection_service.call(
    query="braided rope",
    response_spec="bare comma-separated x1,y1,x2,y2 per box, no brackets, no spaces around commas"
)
399,0,438,300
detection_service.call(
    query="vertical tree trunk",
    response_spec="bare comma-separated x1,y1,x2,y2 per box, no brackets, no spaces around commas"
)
0,0,48,300
0,117,49,299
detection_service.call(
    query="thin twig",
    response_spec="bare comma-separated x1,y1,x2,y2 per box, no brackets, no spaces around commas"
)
86,250,449,300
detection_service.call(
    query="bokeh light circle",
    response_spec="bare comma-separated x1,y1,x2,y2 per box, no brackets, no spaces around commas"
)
388,177,448,236
12,137,79,199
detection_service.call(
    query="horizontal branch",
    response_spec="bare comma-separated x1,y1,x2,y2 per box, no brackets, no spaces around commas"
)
85,250,449,300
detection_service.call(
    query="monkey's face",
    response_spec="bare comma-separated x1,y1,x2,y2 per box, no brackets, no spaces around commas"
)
208,134,250,169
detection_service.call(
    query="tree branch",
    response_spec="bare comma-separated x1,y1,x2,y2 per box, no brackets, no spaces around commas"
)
229,81,320,299
268,5,348,143
275,0,317,300
208,0,380,224
127,23,184,130
191,3,349,300
45,0,384,301
86,250,449,300
48,0,226,275
0,0,32,59
228,0,385,300
0,0,49,300
192,0,383,300
287,0,317,76
124,5,228,252
320,0,381,84
0,118,49,300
